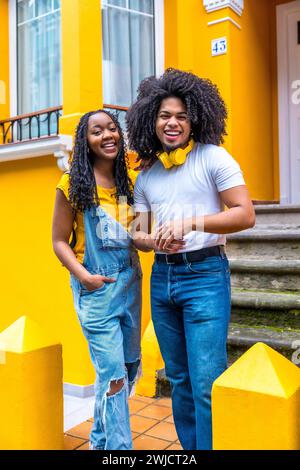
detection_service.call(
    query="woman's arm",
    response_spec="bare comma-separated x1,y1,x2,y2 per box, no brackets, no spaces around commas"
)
52,190,116,289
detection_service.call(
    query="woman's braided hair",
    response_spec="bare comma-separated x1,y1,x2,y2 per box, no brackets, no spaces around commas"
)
69,110,134,212
126,68,227,161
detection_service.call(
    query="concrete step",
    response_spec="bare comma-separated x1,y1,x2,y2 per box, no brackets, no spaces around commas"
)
226,229,300,259
227,324,300,365
229,259,300,291
254,205,300,225
155,324,300,397
231,289,300,310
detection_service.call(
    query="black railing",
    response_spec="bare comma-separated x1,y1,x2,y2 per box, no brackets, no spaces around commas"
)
103,104,128,130
0,106,63,144
0,105,128,145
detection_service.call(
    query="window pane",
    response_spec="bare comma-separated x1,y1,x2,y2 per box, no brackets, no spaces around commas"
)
102,1,155,108
17,0,34,23
36,0,53,16
129,0,153,14
17,3,62,119
106,0,127,7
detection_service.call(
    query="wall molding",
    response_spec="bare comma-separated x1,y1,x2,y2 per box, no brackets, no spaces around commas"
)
208,16,241,29
0,134,72,171
203,0,244,16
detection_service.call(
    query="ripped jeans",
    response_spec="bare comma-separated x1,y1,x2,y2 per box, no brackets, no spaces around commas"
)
70,206,142,450
71,261,142,450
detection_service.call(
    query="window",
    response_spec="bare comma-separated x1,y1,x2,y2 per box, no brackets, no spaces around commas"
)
102,0,163,112
17,0,62,116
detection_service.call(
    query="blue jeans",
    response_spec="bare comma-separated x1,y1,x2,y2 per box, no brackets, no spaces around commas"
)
151,253,231,450
70,205,142,450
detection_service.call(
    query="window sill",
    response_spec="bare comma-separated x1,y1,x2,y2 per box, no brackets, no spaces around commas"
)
0,134,73,171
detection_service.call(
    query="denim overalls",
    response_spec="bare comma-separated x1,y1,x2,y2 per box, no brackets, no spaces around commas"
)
70,205,142,450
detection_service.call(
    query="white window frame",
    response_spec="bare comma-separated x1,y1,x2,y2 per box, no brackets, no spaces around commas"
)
9,0,62,119
154,0,165,77
102,0,165,102
9,0,17,118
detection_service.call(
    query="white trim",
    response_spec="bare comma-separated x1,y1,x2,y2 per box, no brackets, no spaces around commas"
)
101,2,154,18
277,0,300,204
17,8,61,27
208,16,241,29
64,382,95,398
203,0,244,16
154,0,165,76
9,0,17,118
0,134,72,171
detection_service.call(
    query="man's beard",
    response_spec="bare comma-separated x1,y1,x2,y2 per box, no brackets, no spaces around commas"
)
164,144,182,153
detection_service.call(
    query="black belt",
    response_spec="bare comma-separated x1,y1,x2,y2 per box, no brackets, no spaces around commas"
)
155,246,225,265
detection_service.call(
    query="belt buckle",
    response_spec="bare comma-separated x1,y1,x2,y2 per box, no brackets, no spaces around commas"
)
165,254,175,265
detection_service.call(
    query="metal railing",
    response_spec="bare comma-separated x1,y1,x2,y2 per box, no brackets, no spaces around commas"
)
103,104,128,130
0,106,63,144
0,104,128,145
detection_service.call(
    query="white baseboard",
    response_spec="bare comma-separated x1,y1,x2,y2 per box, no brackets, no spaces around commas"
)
63,382,95,398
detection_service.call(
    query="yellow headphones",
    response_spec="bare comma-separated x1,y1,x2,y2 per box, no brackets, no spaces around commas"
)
158,139,195,169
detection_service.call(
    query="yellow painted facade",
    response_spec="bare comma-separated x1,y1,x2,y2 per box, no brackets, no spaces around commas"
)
0,0,294,394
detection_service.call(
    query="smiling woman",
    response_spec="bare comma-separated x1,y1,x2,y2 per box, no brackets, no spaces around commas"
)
52,109,142,450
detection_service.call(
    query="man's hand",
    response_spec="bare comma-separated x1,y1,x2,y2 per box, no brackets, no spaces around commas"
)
157,238,186,253
80,273,116,292
154,217,202,251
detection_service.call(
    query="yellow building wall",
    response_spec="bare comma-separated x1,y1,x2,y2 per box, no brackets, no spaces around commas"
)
230,0,274,201
0,0,287,392
0,157,95,385
165,0,280,202
0,0,10,119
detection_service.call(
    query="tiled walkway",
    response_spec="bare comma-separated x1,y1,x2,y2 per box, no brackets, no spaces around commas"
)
64,395,182,450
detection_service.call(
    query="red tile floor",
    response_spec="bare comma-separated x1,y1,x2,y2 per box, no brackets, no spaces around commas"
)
64,395,182,450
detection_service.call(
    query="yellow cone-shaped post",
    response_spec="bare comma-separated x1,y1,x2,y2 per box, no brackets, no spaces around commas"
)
0,316,63,449
212,342,300,450
136,321,164,397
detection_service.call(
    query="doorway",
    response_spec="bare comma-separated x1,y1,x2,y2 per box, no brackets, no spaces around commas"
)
277,0,300,204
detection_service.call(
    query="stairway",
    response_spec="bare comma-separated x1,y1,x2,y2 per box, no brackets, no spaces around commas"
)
156,205,300,397
227,204,300,366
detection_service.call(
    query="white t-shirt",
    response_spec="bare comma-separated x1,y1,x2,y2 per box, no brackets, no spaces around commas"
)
134,143,245,253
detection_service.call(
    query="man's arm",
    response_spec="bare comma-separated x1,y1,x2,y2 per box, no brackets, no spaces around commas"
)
201,185,255,234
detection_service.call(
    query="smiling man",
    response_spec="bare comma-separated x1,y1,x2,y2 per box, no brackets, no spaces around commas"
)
127,68,255,450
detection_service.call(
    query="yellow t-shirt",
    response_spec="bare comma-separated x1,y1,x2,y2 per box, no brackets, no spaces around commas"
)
56,169,137,264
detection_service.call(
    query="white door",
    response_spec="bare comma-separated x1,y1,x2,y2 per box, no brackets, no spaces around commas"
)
277,1,300,204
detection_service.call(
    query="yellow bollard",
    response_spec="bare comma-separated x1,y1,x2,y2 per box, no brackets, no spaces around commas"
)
212,342,300,450
0,316,64,450
136,320,164,398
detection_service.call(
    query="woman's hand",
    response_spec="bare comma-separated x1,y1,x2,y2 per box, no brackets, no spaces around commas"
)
80,273,116,292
